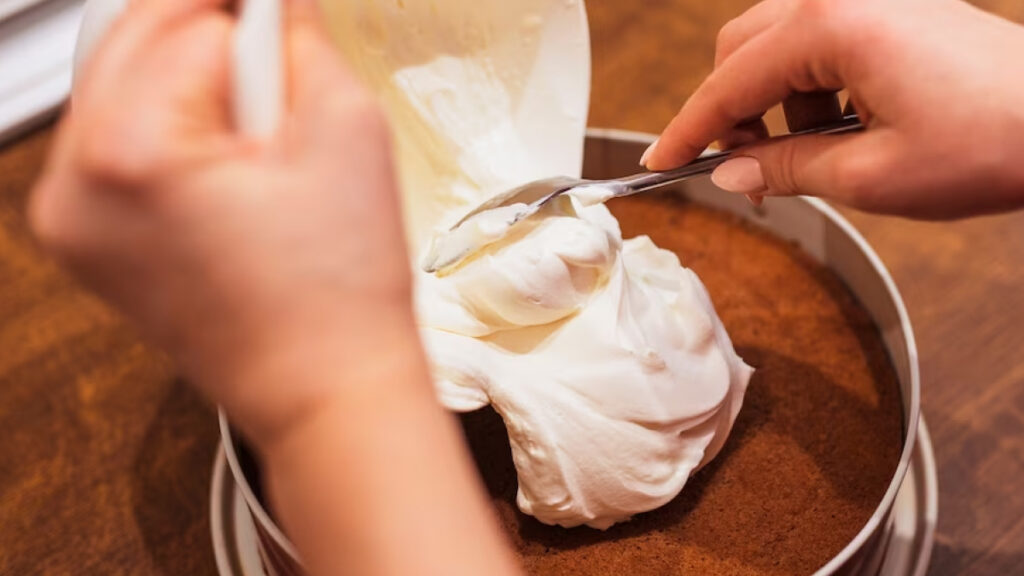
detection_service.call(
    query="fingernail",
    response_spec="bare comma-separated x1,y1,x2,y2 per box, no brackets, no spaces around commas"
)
639,138,659,168
711,156,767,194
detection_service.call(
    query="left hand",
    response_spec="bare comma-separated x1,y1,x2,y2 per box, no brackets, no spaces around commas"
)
30,0,416,447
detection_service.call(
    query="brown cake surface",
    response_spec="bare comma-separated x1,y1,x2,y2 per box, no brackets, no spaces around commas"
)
459,194,904,576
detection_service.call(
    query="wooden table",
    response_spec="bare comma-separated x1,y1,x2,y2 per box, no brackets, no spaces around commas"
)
2,1,1023,574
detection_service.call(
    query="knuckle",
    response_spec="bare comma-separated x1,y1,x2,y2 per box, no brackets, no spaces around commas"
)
76,114,161,187
715,18,741,56
798,0,845,26
798,0,881,54
28,178,74,254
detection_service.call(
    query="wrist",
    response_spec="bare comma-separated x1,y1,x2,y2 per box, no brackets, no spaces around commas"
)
209,303,433,451
253,345,522,576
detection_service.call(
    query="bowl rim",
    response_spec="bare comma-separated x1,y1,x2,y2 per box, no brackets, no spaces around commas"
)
803,195,920,575
220,127,923,575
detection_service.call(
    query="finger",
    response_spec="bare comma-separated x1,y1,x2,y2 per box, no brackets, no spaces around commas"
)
709,129,902,208
645,24,844,170
280,0,393,199
79,0,230,100
715,0,796,68
73,14,237,189
117,0,230,53
706,0,797,151
284,0,364,113
123,0,229,27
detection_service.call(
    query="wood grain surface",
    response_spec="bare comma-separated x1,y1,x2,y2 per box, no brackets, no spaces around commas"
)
2,1,1023,574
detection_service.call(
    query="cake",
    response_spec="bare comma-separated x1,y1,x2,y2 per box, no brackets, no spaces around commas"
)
458,194,905,576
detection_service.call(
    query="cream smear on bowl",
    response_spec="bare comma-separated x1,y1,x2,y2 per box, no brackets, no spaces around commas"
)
318,0,753,529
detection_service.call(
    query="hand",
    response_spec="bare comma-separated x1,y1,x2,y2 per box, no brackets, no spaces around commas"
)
31,3,523,575
30,0,416,447
643,0,1024,219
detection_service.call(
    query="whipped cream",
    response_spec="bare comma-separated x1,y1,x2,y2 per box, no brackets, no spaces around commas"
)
319,0,753,529
419,192,752,528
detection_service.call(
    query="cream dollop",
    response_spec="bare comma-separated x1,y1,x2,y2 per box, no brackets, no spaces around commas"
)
315,0,752,529
418,191,752,528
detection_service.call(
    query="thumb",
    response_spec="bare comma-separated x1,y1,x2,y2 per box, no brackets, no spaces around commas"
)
709,130,900,208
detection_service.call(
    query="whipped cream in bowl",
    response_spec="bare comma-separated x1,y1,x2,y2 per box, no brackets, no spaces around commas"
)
318,0,753,529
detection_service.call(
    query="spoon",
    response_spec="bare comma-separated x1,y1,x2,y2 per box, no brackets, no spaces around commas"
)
422,114,864,274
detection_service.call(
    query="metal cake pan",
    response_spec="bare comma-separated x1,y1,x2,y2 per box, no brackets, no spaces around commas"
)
215,129,937,576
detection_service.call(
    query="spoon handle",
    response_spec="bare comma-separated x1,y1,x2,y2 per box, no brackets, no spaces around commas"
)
611,114,864,196
233,0,283,139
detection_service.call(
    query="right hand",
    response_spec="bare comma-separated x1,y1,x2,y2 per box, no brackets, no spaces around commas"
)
644,0,1024,219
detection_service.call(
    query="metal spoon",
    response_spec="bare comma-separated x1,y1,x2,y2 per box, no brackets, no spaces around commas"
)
422,114,863,274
